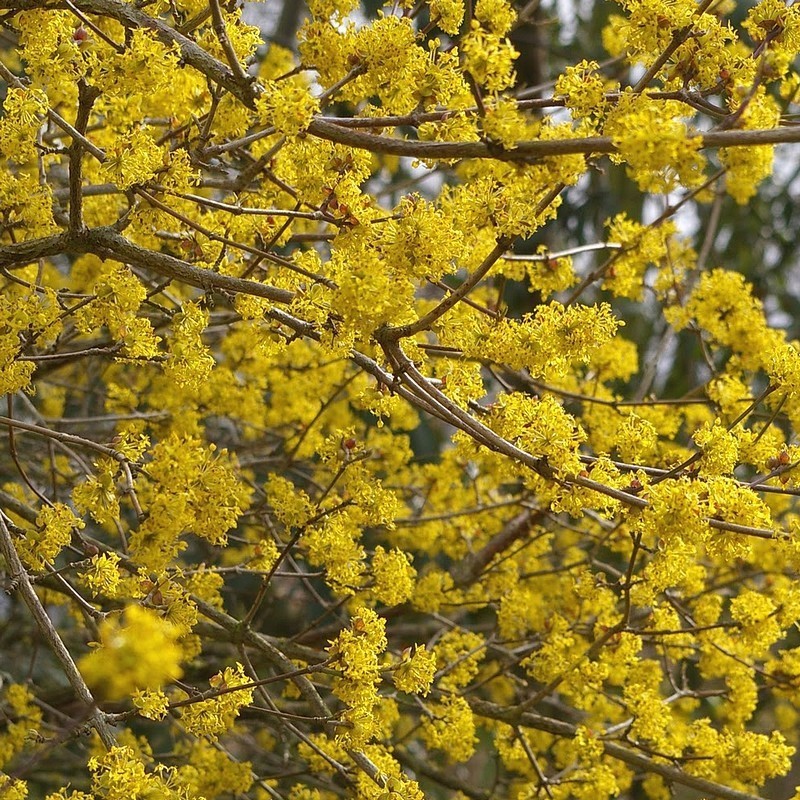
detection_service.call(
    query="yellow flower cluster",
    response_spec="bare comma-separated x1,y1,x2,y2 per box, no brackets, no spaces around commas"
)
81,552,122,597
429,0,466,36
381,194,465,282
480,97,528,149
164,302,215,391
393,644,437,695
489,393,585,475
684,722,794,787
525,614,580,684
130,434,251,570
623,661,673,748
328,607,388,748
0,87,47,164
266,474,316,528
15,10,87,101
743,0,800,79
370,546,416,607
0,276,61,394
17,502,83,569
197,10,261,65
256,79,319,137
79,605,183,701
88,745,192,800
730,590,783,657
132,689,170,721
72,457,120,528
719,90,781,204
0,170,56,244
693,419,739,476
0,684,43,768
605,214,676,300
73,257,160,359
555,60,609,120
615,412,659,462
179,663,254,739
0,776,27,800
768,343,800,399
682,268,779,369
604,92,705,193
101,127,164,190
433,627,485,691
87,29,180,119
624,0,696,55
173,738,254,798
467,301,622,380
303,511,366,589
507,250,577,297
461,0,519,92
421,695,477,762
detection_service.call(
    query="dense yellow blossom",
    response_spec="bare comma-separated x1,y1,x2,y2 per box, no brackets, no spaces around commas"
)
693,419,739,476
555,60,610,120
174,739,253,798
604,91,705,192
0,87,47,164
328,607,387,748
369,546,416,606
0,685,43,769
256,79,318,137
101,128,165,190
88,746,193,800
3,1,800,798
429,0,465,35
461,20,518,92
17,502,83,568
132,689,170,721
433,628,486,691
719,90,781,204
393,645,437,695
421,695,477,762
81,551,122,597
467,301,622,380
79,605,183,700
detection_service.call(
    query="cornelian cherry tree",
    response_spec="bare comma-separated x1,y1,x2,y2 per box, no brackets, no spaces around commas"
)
2,0,800,797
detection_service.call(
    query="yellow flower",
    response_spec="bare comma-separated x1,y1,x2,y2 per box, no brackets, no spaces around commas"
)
693,419,739,476
327,608,387,747
430,0,465,35
132,689,170,721
0,777,28,800
604,91,705,193
434,628,485,691
82,552,122,598
0,684,43,769
461,23,518,92
421,696,477,763
719,89,781,203
370,546,416,606
21,503,84,567
256,79,319,137
101,127,164,190
475,0,516,36
79,605,183,701
179,663,254,740
393,644,437,695
88,745,184,800
555,60,608,119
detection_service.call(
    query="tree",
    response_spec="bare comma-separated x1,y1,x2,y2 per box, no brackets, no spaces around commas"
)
1,0,800,797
